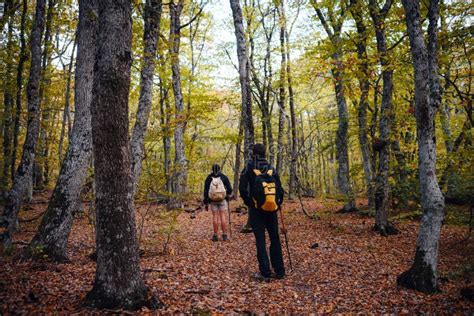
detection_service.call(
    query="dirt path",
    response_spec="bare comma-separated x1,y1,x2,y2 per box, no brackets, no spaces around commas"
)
1,197,473,313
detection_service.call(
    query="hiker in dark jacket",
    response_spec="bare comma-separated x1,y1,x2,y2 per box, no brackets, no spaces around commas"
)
239,143,285,280
203,164,232,241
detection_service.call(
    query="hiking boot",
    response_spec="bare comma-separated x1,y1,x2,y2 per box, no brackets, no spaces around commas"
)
211,235,218,242
253,272,271,282
222,234,228,241
240,225,253,234
274,273,285,280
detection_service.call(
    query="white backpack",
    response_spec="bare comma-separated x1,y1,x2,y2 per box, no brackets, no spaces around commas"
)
209,177,226,202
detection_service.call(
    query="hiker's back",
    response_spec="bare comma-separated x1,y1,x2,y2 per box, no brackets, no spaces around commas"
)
241,159,283,211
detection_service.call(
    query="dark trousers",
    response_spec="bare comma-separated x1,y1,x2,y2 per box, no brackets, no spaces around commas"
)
250,208,285,277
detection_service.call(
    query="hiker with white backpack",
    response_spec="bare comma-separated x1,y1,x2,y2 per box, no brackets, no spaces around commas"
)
203,164,233,241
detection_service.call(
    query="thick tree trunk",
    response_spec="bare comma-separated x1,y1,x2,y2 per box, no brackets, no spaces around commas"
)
230,0,255,163
11,0,29,183
350,0,375,210
397,0,445,294
27,0,97,262
168,0,187,209
0,0,46,246
84,0,158,309
2,18,14,194
131,0,162,196
369,0,398,235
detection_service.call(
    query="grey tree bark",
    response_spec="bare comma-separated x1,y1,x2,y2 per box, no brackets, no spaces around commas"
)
230,0,255,163
36,0,55,189
58,40,76,163
368,0,398,235
84,0,158,309
397,0,445,294
0,0,46,246
349,0,375,210
233,114,243,199
278,0,297,199
131,0,162,196
11,0,29,183
248,2,275,165
27,0,98,262
168,0,188,209
158,75,172,194
276,0,286,175
312,2,356,212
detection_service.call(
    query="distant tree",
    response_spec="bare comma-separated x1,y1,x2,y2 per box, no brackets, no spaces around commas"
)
349,0,374,210
311,0,357,212
0,0,47,246
131,0,162,195
11,0,29,183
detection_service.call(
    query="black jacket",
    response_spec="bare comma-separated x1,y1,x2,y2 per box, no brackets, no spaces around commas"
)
239,158,284,208
203,172,232,204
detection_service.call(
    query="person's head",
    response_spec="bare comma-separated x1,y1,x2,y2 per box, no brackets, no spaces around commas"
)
252,143,266,159
212,164,220,175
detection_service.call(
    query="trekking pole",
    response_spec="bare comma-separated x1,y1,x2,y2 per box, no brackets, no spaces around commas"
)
279,207,293,271
227,198,232,238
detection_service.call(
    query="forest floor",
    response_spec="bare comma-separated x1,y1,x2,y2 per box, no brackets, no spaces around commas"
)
1,192,473,314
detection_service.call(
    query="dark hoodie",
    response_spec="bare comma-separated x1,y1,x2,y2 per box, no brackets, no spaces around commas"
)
239,157,284,209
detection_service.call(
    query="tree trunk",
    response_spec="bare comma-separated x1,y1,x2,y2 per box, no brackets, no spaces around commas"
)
168,0,187,209
276,0,286,175
332,58,356,211
11,0,29,183
313,5,356,212
27,0,97,262
2,17,14,195
233,113,244,199
230,0,255,162
130,0,162,196
397,0,445,294
0,0,46,246
350,0,374,210
368,0,397,235
280,0,297,199
58,40,76,163
84,0,158,309
36,0,55,189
